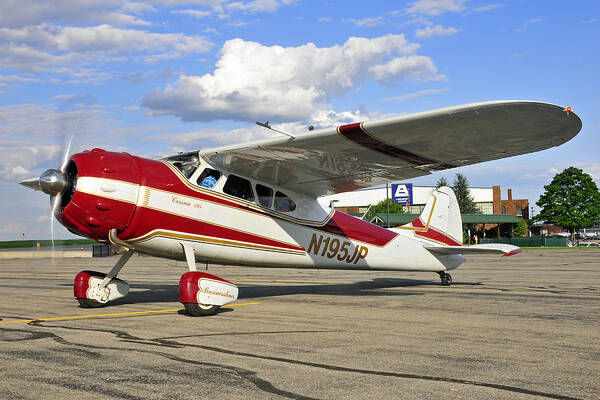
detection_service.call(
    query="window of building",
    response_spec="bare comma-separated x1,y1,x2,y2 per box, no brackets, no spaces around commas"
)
501,206,506,214
256,184,273,208
274,191,296,212
196,168,221,189
516,205,522,217
477,202,493,214
223,175,254,201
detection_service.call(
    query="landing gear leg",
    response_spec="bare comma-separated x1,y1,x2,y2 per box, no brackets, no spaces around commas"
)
438,271,452,286
75,250,134,307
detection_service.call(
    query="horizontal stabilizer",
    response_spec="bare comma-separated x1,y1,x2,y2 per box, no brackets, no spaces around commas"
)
425,243,521,257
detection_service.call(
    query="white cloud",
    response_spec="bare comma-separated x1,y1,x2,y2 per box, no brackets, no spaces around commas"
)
515,17,542,32
0,142,62,180
368,56,444,83
0,104,106,139
0,74,40,88
415,24,459,38
142,35,442,122
345,17,384,27
472,3,505,13
226,0,296,13
406,0,466,16
0,24,213,72
0,0,150,28
172,9,212,18
381,88,447,101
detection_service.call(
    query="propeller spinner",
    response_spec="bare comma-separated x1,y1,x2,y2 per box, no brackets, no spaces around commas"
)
20,169,67,195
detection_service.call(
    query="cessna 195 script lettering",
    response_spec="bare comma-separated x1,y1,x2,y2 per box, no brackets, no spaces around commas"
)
21,101,582,316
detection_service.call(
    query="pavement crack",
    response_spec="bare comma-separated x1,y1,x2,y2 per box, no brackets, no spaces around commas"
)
14,320,582,400
17,321,319,400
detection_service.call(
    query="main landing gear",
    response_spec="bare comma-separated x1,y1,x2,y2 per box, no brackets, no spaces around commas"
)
73,243,238,317
438,271,452,286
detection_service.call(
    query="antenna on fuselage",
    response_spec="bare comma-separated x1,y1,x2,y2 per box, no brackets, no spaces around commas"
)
256,121,295,139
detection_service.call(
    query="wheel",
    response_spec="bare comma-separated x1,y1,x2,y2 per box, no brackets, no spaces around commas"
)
77,298,106,308
439,272,452,286
183,302,219,316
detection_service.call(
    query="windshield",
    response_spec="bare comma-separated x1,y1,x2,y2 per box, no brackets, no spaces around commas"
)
164,153,199,179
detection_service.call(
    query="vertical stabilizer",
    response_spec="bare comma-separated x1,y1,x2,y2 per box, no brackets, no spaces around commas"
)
407,186,463,246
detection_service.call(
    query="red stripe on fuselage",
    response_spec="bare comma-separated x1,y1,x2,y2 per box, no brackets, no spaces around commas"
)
321,211,397,246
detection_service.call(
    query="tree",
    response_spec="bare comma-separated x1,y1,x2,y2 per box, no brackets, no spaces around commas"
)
513,218,528,237
435,176,448,188
452,172,480,214
535,167,600,238
363,198,405,223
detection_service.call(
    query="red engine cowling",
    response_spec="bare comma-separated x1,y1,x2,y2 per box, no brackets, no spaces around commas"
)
56,148,140,241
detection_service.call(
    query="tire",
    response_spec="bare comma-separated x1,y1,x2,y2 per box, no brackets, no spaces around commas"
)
78,298,106,308
441,273,452,286
183,302,219,316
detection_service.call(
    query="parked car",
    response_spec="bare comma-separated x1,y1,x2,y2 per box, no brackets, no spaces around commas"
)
577,242,600,247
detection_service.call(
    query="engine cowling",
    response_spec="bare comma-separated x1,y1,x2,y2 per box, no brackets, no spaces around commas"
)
56,148,140,241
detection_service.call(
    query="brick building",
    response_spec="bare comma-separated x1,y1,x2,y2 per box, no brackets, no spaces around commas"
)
322,184,529,222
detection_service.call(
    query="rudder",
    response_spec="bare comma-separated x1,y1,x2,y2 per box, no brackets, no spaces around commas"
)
407,186,463,246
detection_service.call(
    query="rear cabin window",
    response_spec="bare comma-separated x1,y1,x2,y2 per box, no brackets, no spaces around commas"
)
256,184,273,208
197,168,221,189
223,175,255,201
274,191,296,212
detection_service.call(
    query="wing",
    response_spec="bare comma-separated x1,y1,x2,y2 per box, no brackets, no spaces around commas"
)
199,101,581,197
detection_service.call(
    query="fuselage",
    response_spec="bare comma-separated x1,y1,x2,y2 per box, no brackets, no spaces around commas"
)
56,149,459,273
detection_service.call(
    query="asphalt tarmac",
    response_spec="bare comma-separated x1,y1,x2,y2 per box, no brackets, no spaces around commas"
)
1,249,598,399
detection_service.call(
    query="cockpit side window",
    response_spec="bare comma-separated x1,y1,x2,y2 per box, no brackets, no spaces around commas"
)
274,191,296,212
197,168,221,189
223,175,255,201
256,184,273,208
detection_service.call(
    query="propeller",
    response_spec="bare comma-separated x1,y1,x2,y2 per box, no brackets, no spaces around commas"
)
20,134,76,259
20,134,74,200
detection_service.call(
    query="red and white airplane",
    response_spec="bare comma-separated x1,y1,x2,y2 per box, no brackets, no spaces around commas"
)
21,101,581,316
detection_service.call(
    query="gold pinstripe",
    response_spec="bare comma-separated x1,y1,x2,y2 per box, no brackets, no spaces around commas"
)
130,230,306,255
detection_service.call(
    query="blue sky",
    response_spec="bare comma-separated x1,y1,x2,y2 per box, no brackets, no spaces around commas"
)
1,0,598,240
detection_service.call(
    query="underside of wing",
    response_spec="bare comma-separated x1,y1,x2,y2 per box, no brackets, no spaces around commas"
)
199,101,581,197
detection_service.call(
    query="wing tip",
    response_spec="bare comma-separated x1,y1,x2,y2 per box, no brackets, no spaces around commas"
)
502,248,522,257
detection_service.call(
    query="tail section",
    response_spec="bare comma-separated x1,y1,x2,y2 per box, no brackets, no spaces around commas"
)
403,186,463,246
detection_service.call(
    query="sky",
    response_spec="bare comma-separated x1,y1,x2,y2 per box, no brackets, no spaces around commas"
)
1,0,599,240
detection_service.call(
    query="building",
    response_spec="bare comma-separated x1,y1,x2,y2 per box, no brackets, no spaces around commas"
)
323,185,529,222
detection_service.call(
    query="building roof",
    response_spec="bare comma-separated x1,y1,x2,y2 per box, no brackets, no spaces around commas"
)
354,213,521,225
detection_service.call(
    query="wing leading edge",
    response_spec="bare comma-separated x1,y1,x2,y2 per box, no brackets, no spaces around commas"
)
199,101,582,197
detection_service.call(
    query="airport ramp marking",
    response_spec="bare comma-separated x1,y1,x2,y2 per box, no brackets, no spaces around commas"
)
0,302,260,324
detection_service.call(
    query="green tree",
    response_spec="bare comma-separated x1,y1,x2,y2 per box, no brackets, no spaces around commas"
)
363,198,405,223
535,167,600,238
452,172,480,214
435,176,448,188
513,217,528,237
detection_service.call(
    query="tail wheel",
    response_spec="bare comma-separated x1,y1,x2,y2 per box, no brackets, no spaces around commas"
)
183,303,219,316
439,272,452,286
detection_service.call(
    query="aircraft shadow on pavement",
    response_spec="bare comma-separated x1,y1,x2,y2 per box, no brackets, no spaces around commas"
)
91,278,452,307
57,278,481,308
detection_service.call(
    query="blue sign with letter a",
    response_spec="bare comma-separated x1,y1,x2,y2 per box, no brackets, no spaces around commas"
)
392,183,413,205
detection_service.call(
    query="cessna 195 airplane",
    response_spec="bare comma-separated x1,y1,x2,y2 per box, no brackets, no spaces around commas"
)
21,100,582,316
